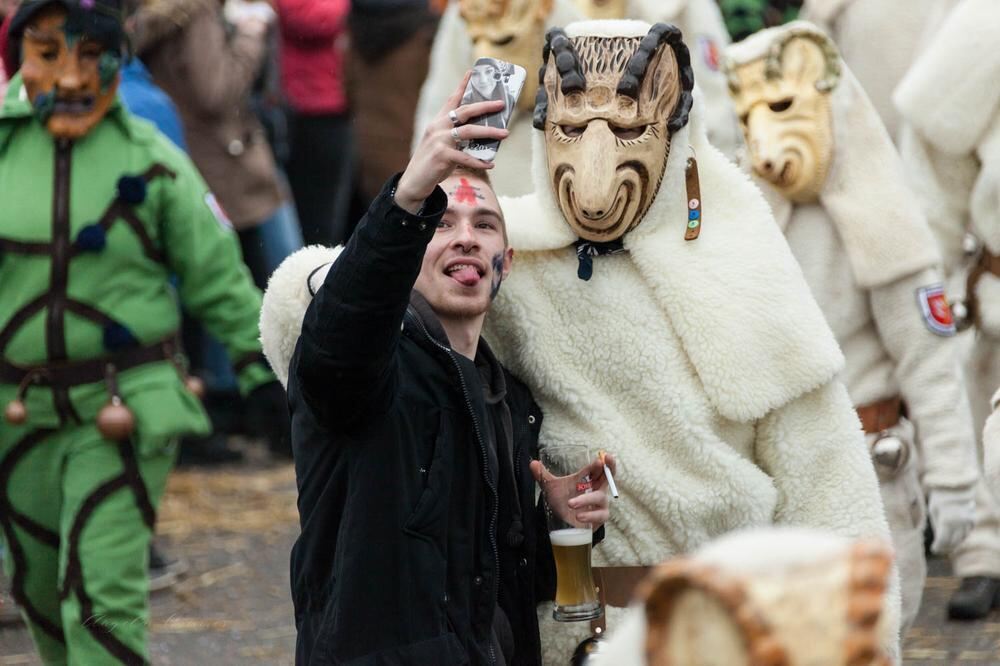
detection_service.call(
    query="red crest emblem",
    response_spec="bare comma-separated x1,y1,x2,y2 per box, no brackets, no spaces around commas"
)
698,36,720,72
917,284,956,336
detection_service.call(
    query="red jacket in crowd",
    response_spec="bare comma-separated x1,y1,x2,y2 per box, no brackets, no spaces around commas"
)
276,0,349,115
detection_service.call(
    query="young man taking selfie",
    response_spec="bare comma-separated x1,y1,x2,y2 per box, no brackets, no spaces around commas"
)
279,74,616,665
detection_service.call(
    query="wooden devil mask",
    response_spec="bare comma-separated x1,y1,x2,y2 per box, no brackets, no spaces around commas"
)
459,0,554,112
533,23,694,242
724,28,841,203
11,0,124,140
572,0,627,20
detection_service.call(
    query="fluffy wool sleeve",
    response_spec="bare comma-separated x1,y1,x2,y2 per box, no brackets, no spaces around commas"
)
869,268,979,492
753,380,901,658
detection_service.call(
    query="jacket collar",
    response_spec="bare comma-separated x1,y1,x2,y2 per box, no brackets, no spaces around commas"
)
407,289,507,400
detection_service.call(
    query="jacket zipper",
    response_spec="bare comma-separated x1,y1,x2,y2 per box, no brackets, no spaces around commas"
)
48,140,77,422
407,312,499,666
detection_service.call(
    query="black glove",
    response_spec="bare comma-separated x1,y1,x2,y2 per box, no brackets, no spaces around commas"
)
244,380,292,459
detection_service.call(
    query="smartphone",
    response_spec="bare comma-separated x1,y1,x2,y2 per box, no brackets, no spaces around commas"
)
460,57,527,162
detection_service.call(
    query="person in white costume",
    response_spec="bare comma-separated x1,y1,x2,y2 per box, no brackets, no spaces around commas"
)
411,0,584,197
572,0,742,157
722,22,978,633
479,19,898,663
799,0,948,141
894,0,1000,621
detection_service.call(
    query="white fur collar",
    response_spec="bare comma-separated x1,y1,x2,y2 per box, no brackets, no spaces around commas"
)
894,0,1000,155
504,89,843,422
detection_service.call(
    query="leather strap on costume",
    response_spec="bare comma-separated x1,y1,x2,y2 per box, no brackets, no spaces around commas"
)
855,396,902,435
589,565,655,634
0,337,179,389
966,247,1000,328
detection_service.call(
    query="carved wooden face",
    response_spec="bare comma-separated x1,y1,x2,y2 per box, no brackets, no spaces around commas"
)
728,36,836,203
19,4,120,140
638,534,893,666
572,0,627,19
540,31,681,242
459,0,553,112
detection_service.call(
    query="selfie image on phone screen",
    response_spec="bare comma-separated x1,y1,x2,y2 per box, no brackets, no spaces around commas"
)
461,57,526,162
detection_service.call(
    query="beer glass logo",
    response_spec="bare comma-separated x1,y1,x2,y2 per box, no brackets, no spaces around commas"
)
540,447,602,623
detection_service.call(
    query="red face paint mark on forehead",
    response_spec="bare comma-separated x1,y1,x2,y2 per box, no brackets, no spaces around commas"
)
453,178,481,205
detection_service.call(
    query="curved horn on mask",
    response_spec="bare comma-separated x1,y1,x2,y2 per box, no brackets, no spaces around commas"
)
533,27,587,130
764,27,842,93
616,23,693,134
534,23,694,133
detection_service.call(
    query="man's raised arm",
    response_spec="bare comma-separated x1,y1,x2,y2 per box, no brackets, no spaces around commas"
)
294,73,508,428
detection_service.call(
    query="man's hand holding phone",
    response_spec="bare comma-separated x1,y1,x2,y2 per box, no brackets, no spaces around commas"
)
395,72,509,215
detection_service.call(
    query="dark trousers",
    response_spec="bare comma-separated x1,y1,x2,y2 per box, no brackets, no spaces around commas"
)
287,111,355,247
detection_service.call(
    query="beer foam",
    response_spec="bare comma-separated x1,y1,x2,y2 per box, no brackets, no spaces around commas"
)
549,528,593,547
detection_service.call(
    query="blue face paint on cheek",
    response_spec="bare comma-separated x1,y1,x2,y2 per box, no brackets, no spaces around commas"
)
490,252,504,300
32,91,56,123
98,51,120,90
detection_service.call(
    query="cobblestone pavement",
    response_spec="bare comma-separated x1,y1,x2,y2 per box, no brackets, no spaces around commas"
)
2,458,999,665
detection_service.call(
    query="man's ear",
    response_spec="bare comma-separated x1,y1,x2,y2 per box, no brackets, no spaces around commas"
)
502,247,514,279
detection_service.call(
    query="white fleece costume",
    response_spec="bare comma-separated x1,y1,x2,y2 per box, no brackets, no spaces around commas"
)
411,0,584,197
481,20,897,664
895,0,1000,580
799,0,950,140
725,23,979,632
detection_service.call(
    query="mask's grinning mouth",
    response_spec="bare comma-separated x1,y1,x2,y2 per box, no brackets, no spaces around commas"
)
51,96,96,115
575,183,630,236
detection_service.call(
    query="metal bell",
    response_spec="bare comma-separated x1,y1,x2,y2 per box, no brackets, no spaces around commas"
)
872,434,905,472
4,399,28,425
962,232,982,257
96,396,135,441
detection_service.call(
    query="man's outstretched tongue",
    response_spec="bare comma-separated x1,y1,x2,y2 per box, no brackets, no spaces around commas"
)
451,266,481,287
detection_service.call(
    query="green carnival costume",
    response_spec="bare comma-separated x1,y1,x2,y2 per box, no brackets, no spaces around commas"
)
0,2,272,660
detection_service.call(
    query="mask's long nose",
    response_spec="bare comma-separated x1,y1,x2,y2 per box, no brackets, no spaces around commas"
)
573,120,619,221
745,105,785,182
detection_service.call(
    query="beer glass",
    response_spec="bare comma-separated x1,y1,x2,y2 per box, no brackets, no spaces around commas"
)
540,444,602,622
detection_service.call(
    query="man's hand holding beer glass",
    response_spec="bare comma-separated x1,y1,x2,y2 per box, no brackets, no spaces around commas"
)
531,447,617,621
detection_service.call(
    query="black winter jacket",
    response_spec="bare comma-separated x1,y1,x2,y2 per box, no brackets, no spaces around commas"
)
288,177,556,665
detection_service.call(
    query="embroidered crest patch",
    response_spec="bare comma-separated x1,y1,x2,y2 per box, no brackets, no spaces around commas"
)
917,284,956,336
204,192,233,230
698,36,720,72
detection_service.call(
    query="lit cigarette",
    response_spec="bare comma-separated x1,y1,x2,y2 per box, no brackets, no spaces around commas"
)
599,450,619,499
